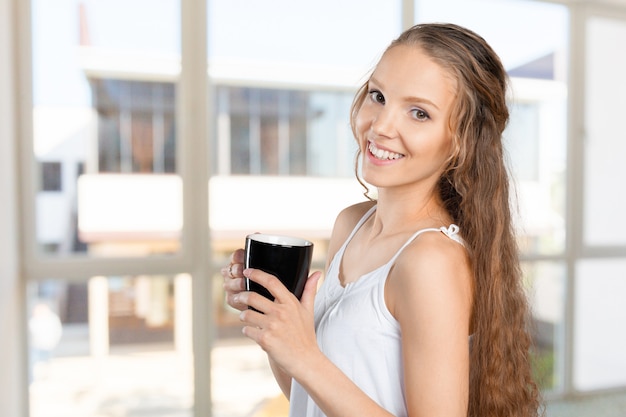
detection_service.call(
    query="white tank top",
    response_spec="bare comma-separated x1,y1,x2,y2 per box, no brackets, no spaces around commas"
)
289,205,463,417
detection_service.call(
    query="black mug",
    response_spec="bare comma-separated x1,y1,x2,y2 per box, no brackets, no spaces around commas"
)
244,233,314,302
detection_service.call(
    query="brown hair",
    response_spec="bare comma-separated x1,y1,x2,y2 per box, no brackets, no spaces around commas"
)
350,23,542,417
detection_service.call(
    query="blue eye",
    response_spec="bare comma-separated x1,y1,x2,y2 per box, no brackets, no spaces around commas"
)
411,108,430,121
368,90,385,104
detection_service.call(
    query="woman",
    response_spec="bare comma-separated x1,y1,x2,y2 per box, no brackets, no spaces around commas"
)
223,23,542,417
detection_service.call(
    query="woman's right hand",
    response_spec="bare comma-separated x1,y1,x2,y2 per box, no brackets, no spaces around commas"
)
221,248,248,311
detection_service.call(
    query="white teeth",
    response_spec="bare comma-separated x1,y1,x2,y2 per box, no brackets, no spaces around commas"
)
368,142,403,160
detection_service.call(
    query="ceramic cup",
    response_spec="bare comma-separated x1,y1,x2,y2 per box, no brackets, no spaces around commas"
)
244,233,314,302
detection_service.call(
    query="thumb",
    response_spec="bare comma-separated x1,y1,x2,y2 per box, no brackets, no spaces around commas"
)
300,271,322,312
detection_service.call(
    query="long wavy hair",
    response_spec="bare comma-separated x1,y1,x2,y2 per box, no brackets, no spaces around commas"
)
350,23,542,417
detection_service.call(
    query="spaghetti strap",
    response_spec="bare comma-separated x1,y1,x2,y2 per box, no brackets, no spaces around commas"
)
331,204,463,275
343,204,377,247
388,223,463,265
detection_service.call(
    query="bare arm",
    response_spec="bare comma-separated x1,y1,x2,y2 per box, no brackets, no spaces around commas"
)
269,357,292,398
387,233,473,417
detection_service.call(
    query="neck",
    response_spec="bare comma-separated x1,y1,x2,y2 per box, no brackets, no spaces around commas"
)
369,187,450,237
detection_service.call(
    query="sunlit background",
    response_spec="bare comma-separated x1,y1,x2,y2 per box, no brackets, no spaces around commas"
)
2,0,626,416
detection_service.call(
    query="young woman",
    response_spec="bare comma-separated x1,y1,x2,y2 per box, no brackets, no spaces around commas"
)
223,23,542,417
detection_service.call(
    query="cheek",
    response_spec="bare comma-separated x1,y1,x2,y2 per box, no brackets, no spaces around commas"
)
412,128,454,161
442,129,456,156
436,135,456,165
354,107,372,138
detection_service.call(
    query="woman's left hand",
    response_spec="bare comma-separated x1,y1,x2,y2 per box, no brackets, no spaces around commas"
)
235,268,322,376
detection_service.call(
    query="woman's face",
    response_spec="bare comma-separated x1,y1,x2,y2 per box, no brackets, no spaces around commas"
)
355,45,457,194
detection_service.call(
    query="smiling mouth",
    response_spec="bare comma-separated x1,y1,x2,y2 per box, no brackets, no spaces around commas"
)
368,141,405,161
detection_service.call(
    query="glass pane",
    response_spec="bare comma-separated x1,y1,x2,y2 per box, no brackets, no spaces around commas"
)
215,86,357,178
583,17,626,246
524,261,566,392
575,259,626,391
32,0,182,257
208,0,400,71
27,276,193,417
415,0,569,257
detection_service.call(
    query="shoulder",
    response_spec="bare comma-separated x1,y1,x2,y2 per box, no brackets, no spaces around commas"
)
324,201,376,269
386,229,473,330
334,201,376,228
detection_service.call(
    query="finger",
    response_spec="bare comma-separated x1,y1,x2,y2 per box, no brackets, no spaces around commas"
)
222,262,243,279
220,265,231,279
223,277,245,293
241,322,263,342
300,271,322,312
231,248,245,265
222,263,245,282
243,268,291,303
233,291,274,316
238,305,267,327
225,293,248,311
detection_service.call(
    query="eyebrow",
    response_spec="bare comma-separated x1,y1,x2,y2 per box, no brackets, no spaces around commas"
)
369,77,440,110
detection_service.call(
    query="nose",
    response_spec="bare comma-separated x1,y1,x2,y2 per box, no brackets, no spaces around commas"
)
370,105,396,138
